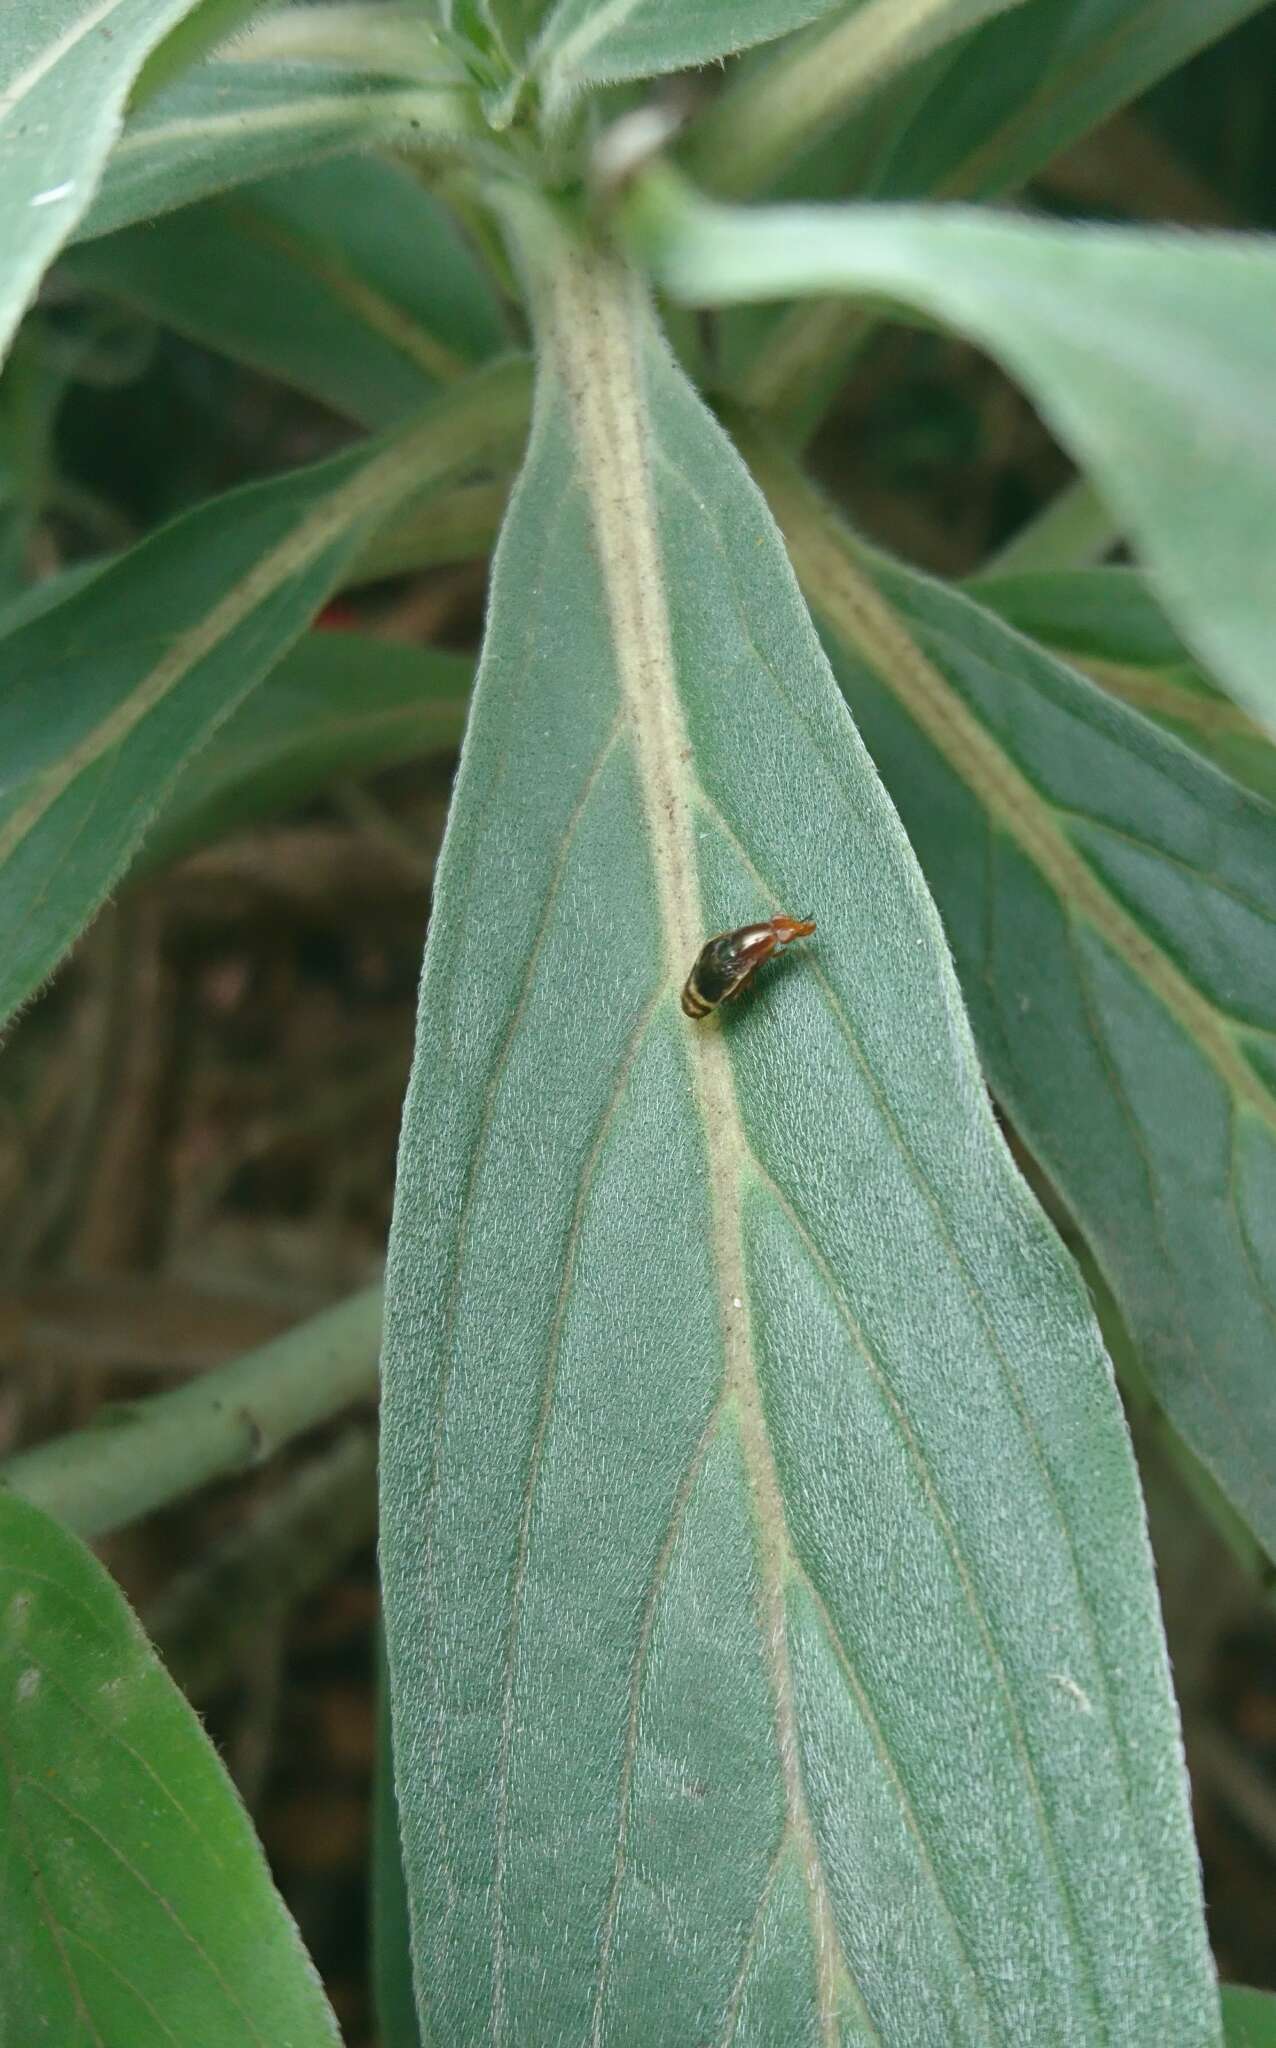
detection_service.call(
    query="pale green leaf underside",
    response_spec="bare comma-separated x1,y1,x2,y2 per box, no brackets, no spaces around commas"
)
754,447,1276,1562
0,1490,340,2046
0,0,212,369
632,187,1276,735
68,154,507,427
379,237,1217,2042
534,0,845,97
0,361,523,1025
76,61,475,242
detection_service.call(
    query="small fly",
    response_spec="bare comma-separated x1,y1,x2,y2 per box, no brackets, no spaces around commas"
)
681,915,816,1020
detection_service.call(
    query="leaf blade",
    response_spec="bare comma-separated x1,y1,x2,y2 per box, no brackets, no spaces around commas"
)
630,182,1276,731
67,154,508,426
138,630,472,868
969,566,1276,806
533,0,846,99
0,357,526,1024
379,223,1218,2041
0,0,214,368
0,1490,341,2046
747,432,1276,1561
76,61,477,241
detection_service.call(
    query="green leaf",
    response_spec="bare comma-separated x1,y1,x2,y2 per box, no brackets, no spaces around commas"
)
1224,1987,1276,2047
747,431,1276,1563
866,0,1275,203
67,155,507,427
77,60,477,242
969,567,1276,806
129,0,273,107
0,1489,340,2046
379,220,1217,2042
533,0,846,102
0,0,213,368
0,357,526,1027
721,0,1272,433
685,0,1032,198
140,630,472,869
629,178,1276,732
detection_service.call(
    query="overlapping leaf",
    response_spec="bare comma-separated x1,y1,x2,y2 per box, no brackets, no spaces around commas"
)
711,0,1272,431
0,0,213,367
749,435,1276,1559
970,567,1276,806
686,0,1030,197
77,60,477,241
1224,1987,1276,2046
533,0,846,103
866,0,1274,202
0,1490,341,2046
630,179,1276,733
68,154,507,426
379,227,1217,2041
141,630,472,868
0,358,525,1024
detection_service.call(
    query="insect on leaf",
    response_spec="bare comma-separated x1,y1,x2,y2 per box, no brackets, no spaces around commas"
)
378,218,1219,2043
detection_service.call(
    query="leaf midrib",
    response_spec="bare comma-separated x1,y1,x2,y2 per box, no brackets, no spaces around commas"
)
541,234,856,2046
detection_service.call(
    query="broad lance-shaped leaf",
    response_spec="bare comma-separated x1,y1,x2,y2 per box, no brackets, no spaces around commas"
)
379,226,1217,2041
0,356,527,1026
0,1490,340,2046
76,61,478,242
533,0,847,103
628,178,1276,736
747,432,1276,1561
969,566,1276,808
0,0,212,369
67,155,508,428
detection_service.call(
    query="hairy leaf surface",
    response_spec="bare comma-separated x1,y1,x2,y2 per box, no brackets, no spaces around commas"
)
379,228,1217,2043
0,1490,340,2046
533,0,846,100
77,61,476,240
751,438,1276,1561
970,568,1276,806
0,361,524,1023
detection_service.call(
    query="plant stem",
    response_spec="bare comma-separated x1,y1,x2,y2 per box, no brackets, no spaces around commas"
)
0,1285,382,1539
